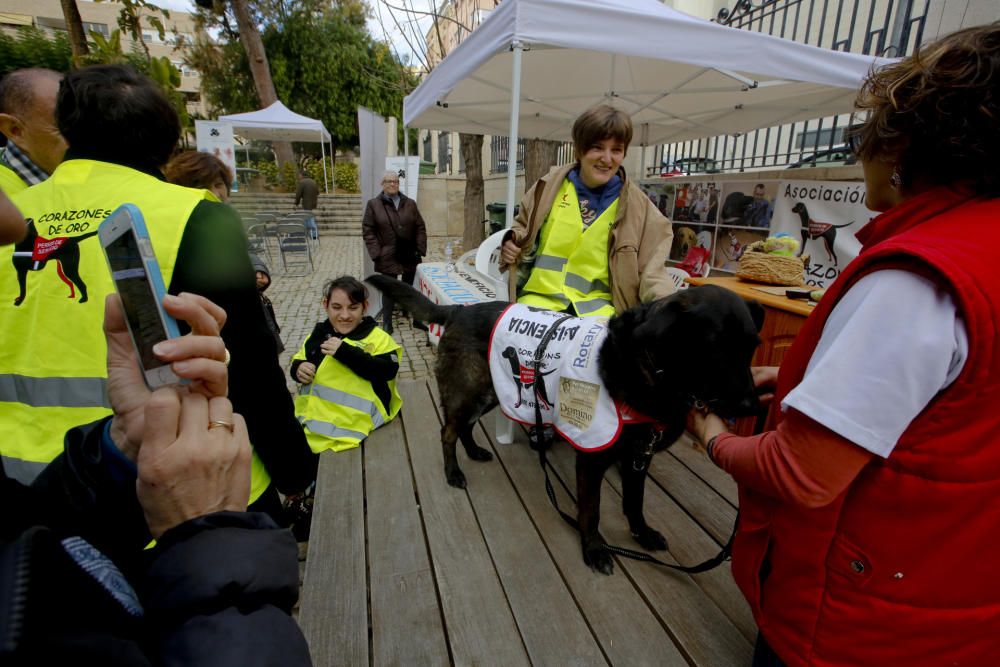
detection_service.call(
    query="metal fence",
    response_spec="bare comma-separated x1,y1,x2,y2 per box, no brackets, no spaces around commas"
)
489,136,574,174
654,0,929,176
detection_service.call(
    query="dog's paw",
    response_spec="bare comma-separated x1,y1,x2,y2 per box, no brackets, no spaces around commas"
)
467,446,493,462
583,543,615,575
446,467,467,489
632,526,668,551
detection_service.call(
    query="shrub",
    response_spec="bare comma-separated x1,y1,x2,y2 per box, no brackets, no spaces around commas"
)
280,161,297,192
334,161,359,193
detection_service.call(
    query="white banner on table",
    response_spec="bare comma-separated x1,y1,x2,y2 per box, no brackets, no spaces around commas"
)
415,262,501,346
771,180,876,288
195,120,237,190
386,156,420,201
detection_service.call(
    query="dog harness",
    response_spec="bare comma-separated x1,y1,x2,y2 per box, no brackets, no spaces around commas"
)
489,304,636,451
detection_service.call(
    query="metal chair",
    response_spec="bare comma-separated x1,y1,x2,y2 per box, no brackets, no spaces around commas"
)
284,210,319,246
246,223,272,264
276,221,314,274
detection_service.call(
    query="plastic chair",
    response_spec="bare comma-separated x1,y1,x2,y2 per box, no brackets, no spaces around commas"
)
665,266,692,291
276,221,314,274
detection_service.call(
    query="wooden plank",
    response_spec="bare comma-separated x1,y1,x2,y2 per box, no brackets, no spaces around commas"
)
478,412,690,666
365,416,451,665
667,434,739,507
546,444,757,657
646,450,738,545
398,381,531,666
299,448,368,666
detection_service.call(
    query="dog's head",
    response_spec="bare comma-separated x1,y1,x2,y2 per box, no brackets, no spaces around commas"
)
671,226,698,260
721,192,753,224
791,202,806,215
602,285,764,421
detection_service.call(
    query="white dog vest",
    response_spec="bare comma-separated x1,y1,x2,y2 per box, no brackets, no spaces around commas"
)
489,304,626,451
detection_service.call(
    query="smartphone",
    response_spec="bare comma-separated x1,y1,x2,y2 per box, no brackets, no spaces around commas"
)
99,204,183,389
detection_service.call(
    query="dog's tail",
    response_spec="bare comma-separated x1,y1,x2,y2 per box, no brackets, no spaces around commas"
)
365,274,458,325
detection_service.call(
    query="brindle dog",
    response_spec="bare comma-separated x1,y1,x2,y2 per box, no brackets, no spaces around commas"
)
367,275,763,574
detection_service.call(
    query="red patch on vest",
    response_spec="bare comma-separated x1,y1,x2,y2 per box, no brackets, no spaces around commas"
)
808,221,833,236
32,236,69,261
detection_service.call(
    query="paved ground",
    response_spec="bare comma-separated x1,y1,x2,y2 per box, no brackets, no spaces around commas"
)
263,234,464,391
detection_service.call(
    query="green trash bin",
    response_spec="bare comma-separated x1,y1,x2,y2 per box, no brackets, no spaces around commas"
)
486,202,519,235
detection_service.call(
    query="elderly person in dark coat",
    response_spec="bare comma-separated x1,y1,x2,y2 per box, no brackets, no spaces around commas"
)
362,170,428,333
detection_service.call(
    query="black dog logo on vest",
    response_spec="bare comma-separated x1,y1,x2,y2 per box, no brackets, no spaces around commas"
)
501,346,555,409
10,219,97,306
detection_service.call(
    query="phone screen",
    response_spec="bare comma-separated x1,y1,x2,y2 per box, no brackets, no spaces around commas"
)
105,228,169,370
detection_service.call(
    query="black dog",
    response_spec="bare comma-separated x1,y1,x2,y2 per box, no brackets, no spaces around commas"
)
721,191,753,224
11,219,98,306
368,275,763,574
791,202,854,265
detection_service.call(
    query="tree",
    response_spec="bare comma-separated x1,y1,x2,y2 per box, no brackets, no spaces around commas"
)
0,28,73,74
459,133,484,251
524,139,562,193
58,0,89,60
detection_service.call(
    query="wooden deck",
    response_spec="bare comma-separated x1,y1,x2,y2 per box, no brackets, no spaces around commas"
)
299,379,754,666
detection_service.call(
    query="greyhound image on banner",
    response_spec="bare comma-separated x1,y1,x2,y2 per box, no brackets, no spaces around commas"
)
771,180,876,288
195,120,237,191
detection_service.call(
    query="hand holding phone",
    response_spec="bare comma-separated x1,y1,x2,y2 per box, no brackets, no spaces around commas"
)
99,204,183,389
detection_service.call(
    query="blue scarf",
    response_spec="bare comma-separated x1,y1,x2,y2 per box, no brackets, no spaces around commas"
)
566,168,623,228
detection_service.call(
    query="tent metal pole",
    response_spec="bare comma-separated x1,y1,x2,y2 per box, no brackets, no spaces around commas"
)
504,40,524,231
320,132,329,193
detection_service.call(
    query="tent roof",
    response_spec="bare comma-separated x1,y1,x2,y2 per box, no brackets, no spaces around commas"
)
219,101,331,142
404,0,893,145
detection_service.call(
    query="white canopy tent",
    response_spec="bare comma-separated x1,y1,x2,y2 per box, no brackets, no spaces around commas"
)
404,0,893,226
219,101,333,192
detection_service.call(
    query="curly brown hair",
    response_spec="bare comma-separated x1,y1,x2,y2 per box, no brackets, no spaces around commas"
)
164,150,233,192
848,22,1000,196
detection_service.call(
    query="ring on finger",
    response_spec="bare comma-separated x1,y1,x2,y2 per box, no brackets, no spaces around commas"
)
208,419,235,433
223,348,231,367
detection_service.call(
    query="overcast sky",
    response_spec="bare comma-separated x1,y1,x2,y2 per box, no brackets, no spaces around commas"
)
154,0,435,68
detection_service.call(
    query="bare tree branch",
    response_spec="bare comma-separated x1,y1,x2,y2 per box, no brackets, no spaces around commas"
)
381,0,471,33
379,0,430,72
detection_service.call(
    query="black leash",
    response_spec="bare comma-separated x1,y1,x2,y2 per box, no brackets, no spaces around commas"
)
530,314,736,575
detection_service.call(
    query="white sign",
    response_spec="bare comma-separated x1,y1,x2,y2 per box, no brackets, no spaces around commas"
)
195,121,237,191
772,180,877,288
386,156,420,201
415,262,501,346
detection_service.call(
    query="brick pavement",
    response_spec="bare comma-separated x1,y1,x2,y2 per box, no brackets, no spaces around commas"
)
262,234,465,391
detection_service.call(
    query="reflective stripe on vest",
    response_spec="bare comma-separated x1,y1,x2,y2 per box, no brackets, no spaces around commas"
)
292,327,402,453
519,178,617,317
1,160,268,503
0,164,27,196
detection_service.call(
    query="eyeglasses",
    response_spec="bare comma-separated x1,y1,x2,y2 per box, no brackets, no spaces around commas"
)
383,179,399,184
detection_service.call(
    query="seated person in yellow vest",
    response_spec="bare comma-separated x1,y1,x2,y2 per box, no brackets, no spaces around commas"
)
499,104,675,318
0,68,67,196
290,276,402,452
0,64,317,524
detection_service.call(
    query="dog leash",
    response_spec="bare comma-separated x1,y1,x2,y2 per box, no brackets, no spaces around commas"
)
530,314,736,575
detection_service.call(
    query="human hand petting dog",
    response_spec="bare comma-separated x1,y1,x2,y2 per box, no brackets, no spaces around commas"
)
296,362,317,384
105,292,229,462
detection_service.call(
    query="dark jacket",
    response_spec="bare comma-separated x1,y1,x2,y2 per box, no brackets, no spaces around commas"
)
0,419,311,666
295,178,319,211
250,254,285,354
362,191,427,275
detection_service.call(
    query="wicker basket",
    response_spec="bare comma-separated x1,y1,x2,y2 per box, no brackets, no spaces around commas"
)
736,241,809,286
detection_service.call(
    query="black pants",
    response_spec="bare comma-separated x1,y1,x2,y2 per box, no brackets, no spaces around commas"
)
751,634,786,667
379,269,416,332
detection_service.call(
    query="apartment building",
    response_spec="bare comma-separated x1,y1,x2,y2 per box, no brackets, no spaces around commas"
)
0,0,206,116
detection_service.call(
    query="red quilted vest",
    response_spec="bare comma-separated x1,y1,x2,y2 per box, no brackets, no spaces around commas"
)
733,186,1000,666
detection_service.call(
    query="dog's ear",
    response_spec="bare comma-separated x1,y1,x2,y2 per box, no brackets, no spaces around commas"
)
744,299,766,332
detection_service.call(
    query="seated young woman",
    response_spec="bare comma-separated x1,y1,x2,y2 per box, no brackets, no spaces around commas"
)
290,276,402,452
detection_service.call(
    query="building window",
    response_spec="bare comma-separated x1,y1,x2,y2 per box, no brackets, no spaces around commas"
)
82,21,109,37
422,132,432,163
437,132,451,174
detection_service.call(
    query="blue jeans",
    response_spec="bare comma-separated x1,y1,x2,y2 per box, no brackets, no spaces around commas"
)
303,215,318,239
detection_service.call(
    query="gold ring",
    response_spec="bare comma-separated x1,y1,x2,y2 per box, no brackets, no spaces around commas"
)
208,419,234,433
223,348,231,367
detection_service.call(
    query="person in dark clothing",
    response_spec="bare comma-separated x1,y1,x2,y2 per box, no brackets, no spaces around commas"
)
0,281,311,666
362,170,428,334
250,254,284,354
0,65,318,512
294,170,319,240
290,276,402,454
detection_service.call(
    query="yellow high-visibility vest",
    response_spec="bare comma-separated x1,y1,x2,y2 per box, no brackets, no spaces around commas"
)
2,159,270,502
0,164,27,196
519,178,618,317
293,327,402,453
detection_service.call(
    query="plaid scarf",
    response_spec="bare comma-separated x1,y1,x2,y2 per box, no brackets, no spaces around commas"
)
0,141,49,186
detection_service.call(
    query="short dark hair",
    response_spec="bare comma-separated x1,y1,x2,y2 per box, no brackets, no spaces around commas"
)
323,276,368,304
165,150,233,191
849,22,1000,196
0,68,61,117
57,64,180,172
572,105,633,161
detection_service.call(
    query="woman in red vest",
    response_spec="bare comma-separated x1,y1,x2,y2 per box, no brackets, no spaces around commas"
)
690,24,1000,667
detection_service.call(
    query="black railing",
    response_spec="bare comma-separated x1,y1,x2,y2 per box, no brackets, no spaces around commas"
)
655,0,928,175
489,137,575,174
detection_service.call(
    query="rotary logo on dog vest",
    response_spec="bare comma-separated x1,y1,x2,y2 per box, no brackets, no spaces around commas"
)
489,304,623,451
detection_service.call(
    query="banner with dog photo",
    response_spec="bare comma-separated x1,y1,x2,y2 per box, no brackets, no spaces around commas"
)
668,181,719,277
771,180,877,288
637,179,677,220
711,181,777,272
